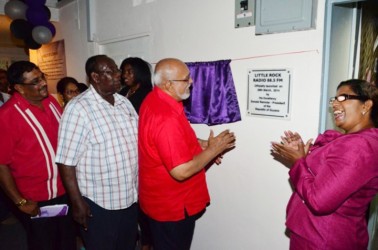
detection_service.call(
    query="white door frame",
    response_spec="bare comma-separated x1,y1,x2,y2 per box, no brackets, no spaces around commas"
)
319,0,363,132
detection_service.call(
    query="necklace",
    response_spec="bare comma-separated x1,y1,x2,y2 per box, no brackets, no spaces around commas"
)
126,85,140,98
126,89,136,98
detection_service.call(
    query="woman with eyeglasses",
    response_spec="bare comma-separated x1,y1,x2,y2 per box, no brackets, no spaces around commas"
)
56,77,81,108
271,79,378,250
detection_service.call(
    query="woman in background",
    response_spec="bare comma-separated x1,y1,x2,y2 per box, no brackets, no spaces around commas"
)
271,79,378,249
119,57,153,113
56,77,80,108
120,57,153,250
0,69,10,106
77,82,88,93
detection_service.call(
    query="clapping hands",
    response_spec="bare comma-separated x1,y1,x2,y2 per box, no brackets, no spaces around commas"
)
271,130,313,166
199,129,236,165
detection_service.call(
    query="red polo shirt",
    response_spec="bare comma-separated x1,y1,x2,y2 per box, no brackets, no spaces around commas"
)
0,93,65,201
138,87,210,221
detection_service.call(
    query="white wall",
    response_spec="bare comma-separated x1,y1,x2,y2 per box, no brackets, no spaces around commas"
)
53,0,91,83
59,0,327,249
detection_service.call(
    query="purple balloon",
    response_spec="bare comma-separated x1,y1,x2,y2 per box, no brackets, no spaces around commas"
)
26,6,50,26
25,0,46,7
44,22,56,37
44,6,51,20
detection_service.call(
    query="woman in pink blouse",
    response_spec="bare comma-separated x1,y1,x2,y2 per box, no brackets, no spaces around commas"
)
272,79,378,250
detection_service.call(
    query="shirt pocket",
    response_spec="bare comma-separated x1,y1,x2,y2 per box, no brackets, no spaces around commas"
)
88,115,113,145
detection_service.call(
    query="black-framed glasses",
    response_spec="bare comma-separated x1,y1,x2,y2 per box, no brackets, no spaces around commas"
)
17,74,46,87
329,94,368,104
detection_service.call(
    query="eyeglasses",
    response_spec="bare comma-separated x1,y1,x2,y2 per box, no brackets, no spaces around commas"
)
169,78,191,84
329,94,368,104
65,89,80,95
18,74,46,87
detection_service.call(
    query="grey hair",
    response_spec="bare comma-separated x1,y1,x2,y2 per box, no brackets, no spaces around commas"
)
153,71,163,85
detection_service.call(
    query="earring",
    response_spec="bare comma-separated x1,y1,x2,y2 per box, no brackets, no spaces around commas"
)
362,111,366,115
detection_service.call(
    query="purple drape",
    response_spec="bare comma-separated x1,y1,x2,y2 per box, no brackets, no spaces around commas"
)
184,60,241,126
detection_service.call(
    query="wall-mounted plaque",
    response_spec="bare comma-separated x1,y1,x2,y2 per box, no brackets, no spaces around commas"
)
247,69,291,119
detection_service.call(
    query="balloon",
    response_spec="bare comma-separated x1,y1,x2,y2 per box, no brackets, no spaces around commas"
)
10,19,33,39
25,0,46,7
26,6,50,26
44,6,51,20
4,0,27,20
24,36,42,50
32,26,52,44
44,22,56,37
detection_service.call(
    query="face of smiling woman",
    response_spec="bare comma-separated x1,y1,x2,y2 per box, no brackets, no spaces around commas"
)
331,85,373,133
63,82,80,103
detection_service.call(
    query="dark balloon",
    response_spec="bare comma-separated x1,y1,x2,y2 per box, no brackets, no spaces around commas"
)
26,6,50,26
44,22,56,37
44,6,51,20
24,36,42,50
25,0,47,7
10,19,33,39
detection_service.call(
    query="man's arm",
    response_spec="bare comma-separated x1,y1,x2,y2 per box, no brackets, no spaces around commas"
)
58,164,91,230
0,164,39,216
170,130,235,181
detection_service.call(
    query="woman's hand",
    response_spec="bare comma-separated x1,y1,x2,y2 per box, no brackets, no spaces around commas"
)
272,130,313,166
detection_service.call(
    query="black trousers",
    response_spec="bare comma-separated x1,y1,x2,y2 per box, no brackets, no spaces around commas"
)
138,204,152,245
17,195,76,250
148,210,204,250
80,197,138,250
0,189,27,250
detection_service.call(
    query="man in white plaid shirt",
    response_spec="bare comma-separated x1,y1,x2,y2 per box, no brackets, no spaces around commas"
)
56,55,138,250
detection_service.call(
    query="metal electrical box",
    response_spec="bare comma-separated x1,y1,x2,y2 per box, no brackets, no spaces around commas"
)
255,0,316,34
235,0,255,28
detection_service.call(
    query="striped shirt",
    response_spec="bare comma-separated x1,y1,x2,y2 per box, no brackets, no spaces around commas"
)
56,85,138,210
0,93,65,201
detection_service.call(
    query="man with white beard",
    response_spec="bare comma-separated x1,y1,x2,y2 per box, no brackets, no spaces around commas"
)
138,58,236,250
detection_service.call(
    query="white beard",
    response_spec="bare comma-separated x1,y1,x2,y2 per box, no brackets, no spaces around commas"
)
173,85,190,100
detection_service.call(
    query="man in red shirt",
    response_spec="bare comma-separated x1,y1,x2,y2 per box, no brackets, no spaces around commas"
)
138,58,236,250
0,61,75,250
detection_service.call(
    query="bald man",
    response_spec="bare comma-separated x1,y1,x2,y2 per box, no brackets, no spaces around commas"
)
138,58,236,250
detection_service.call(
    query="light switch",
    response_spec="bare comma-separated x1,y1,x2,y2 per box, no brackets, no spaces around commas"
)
235,0,255,28
240,0,248,10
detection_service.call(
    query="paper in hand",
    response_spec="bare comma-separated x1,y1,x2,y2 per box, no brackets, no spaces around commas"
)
31,204,69,219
